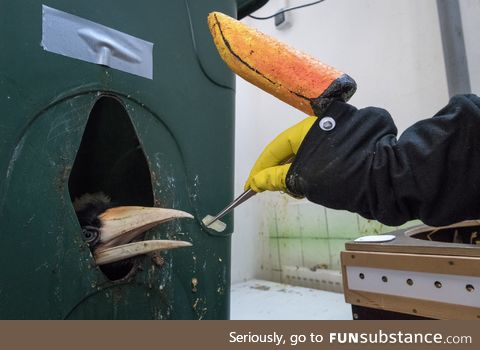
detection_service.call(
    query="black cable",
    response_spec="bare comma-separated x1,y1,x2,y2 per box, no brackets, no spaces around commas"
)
249,0,326,20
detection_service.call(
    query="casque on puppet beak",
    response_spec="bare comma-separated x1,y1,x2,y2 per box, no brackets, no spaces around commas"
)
74,193,193,265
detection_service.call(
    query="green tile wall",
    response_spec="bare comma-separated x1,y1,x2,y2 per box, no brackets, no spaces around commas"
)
262,196,421,279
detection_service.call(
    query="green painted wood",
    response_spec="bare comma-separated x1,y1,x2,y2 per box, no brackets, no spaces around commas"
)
0,0,241,319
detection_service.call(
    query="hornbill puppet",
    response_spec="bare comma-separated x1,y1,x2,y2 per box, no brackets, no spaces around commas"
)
73,192,192,267
209,12,480,228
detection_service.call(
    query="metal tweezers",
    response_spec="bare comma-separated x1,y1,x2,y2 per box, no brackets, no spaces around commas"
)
203,188,256,226
205,156,294,227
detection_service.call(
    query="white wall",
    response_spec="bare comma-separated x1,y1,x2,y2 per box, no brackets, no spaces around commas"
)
460,0,480,94
232,0,453,284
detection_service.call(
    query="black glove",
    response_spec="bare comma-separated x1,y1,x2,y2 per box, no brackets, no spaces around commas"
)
286,94,480,227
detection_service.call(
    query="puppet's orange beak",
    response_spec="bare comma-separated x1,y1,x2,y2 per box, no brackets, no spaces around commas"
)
208,12,356,116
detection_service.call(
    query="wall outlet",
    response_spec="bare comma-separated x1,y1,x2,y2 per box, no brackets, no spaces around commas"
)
275,0,293,30
274,9,286,27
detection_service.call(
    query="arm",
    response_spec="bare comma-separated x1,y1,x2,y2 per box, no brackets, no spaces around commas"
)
248,94,480,226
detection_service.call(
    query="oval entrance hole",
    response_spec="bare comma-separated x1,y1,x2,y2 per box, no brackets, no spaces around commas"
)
68,95,154,280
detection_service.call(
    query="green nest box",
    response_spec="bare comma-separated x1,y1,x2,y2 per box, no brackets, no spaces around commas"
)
0,0,267,319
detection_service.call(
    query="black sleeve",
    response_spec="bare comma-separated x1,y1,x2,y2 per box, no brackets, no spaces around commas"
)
286,94,480,227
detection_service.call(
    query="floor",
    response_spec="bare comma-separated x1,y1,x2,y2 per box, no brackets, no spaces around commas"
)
230,279,352,320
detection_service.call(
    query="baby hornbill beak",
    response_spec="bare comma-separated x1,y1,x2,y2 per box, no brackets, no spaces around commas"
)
74,193,193,265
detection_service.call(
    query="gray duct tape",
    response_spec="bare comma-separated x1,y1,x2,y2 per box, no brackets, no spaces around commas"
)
41,5,153,79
